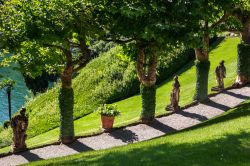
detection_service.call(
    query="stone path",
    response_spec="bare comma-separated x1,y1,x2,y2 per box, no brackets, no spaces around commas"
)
1,85,250,166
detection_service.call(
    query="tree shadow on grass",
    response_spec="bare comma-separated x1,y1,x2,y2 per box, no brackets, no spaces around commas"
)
108,129,139,143
58,131,250,166
210,36,226,50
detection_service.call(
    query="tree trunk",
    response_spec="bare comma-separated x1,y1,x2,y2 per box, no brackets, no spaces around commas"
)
7,88,11,121
234,43,250,86
61,66,73,89
140,84,156,122
240,21,250,45
194,32,211,102
59,48,75,144
78,37,91,66
193,57,210,102
136,44,157,123
234,19,250,86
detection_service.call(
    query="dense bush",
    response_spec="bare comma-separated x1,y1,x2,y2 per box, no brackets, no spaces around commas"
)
3,120,10,129
157,47,194,84
0,45,193,148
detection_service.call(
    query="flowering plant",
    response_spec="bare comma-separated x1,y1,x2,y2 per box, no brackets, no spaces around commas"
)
96,104,120,117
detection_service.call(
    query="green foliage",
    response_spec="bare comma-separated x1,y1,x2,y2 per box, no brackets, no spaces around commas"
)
193,60,211,102
96,104,120,117
59,88,74,141
0,126,12,149
0,0,105,78
140,85,156,122
237,44,250,80
90,41,115,57
98,0,195,45
0,78,15,90
17,41,63,77
218,16,243,32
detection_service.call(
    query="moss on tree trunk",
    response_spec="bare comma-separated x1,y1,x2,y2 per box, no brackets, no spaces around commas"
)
140,84,156,122
136,44,157,123
59,66,75,144
193,60,210,102
194,31,210,102
234,12,250,85
59,87,74,144
236,44,250,83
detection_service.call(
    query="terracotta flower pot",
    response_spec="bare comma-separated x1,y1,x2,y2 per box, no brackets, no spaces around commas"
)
101,115,115,129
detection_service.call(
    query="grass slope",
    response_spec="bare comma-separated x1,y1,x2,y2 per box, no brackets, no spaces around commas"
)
0,37,240,154
28,97,250,166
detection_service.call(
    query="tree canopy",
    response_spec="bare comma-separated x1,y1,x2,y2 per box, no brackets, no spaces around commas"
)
0,0,104,77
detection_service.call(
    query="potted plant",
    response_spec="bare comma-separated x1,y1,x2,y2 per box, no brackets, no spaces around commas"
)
97,104,120,129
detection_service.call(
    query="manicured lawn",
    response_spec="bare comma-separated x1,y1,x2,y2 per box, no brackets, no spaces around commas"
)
0,37,240,154
27,93,250,166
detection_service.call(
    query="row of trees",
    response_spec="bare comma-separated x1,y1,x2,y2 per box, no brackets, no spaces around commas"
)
0,0,249,144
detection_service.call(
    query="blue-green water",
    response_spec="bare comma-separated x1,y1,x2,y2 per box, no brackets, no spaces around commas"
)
0,63,30,124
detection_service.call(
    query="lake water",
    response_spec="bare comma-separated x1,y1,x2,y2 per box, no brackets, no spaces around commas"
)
0,62,30,124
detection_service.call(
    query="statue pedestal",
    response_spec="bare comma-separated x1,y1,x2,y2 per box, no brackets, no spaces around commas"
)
10,108,28,154
11,145,27,154
165,105,181,112
211,86,224,92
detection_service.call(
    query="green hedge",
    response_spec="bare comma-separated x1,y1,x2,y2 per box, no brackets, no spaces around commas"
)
140,85,156,122
193,60,210,102
237,44,250,80
157,49,194,84
59,88,74,143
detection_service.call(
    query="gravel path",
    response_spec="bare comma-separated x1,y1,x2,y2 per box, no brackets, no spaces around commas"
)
1,85,250,166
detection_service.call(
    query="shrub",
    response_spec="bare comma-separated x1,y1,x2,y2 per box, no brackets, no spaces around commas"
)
0,126,12,148
157,48,194,84
96,104,120,117
3,120,10,129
